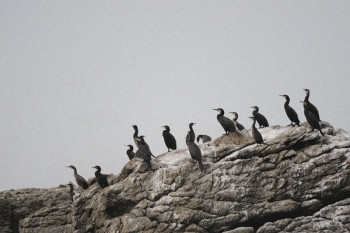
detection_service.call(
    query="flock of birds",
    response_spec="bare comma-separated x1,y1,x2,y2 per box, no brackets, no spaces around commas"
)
66,89,324,199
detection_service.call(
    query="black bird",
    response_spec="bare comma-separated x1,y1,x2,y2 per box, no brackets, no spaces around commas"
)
197,135,212,143
248,116,264,145
229,112,245,130
280,95,300,126
67,183,74,202
66,165,88,190
135,136,152,170
162,125,177,152
186,123,196,146
125,145,135,160
92,166,109,188
303,89,321,121
301,101,324,136
251,106,269,128
213,108,236,135
132,125,140,148
186,131,203,171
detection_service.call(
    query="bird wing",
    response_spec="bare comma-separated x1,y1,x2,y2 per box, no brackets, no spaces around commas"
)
169,133,177,149
255,113,269,126
189,143,202,160
218,116,236,131
286,106,299,123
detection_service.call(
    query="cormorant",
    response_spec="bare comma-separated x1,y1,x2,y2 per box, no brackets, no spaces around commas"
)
186,123,196,146
280,95,300,126
67,183,74,202
125,145,135,160
196,135,212,143
186,131,203,171
303,89,321,121
66,165,89,190
135,136,152,170
132,125,140,148
162,125,177,152
248,116,264,145
229,112,245,130
251,106,269,128
92,166,109,188
301,101,324,136
213,108,236,135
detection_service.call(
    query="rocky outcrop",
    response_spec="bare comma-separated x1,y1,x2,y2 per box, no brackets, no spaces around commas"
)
1,122,350,232
0,187,72,233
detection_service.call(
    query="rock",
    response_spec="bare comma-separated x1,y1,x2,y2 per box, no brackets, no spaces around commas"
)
1,122,350,232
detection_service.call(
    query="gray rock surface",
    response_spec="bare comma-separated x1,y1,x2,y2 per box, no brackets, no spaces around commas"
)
1,122,350,232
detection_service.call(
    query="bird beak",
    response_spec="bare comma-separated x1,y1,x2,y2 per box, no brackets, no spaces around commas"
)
213,109,218,111
299,101,304,103
250,106,254,108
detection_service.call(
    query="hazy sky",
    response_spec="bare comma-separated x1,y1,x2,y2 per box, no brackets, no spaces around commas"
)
1,1,350,191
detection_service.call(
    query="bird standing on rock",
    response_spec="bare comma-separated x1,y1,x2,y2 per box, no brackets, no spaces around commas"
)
186,123,196,146
213,108,236,135
186,131,204,171
248,116,265,145
92,166,109,188
251,106,269,128
280,95,300,126
66,165,89,190
135,136,153,170
125,145,135,160
162,125,177,152
229,112,245,130
301,101,324,136
303,89,321,121
197,135,212,143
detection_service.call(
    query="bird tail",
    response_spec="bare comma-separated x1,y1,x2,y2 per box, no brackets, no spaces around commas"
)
319,129,325,136
147,161,152,170
198,160,204,171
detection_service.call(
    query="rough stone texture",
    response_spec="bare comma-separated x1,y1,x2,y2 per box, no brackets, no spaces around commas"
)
1,122,350,233
0,186,72,233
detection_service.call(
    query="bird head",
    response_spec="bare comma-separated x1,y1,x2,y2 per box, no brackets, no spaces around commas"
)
303,89,310,96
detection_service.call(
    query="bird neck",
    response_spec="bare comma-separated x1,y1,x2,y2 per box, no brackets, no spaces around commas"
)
251,119,257,129
284,98,290,106
218,110,224,117
304,92,310,102
133,127,138,136
164,128,170,133
72,167,77,174
95,170,100,176
189,125,194,132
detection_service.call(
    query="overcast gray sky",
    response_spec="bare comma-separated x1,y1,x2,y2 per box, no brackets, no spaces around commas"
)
1,1,350,191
